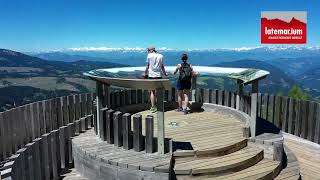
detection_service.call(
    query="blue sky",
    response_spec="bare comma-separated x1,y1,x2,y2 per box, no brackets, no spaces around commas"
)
0,0,319,51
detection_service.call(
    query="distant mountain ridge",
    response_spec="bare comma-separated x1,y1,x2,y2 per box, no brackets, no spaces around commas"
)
29,46,320,66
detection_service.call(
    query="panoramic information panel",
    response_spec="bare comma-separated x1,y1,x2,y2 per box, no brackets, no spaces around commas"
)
84,66,269,89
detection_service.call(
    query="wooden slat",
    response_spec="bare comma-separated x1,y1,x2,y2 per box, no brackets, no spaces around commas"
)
122,113,132,150
274,96,282,128
113,111,123,147
287,98,294,134
74,94,80,120
131,89,137,104
314,103,320,144
224,91,230,107
257,93,262,117
80,94,87,117
231,92,235,108
133,114,143,152
67,95,75,123
38,101,46,135
301,100,309,139
145,115,154,153
62,96,69,125
282,97,289,132
16,107,24,149
211,89,217,104
86,93,93,115
218,90,224,105
52,98,58,130
261,94,268,120
307,102,315,142
204,89,210,103
56,97,63,128
0,112,6,160
294,100,302,137
268,95,275,123
3,111,13,157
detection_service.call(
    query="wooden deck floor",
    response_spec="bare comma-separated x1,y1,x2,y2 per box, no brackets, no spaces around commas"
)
283,133,320,180
137,110,246,155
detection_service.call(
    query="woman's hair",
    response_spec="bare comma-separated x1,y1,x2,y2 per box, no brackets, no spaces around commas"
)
181,53,188,61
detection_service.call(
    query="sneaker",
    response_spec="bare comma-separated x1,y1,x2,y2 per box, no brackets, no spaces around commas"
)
175,108,183,112
150,106,157,113
183,108,188,115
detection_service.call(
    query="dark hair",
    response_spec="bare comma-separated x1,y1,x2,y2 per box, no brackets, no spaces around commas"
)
181,53,188,61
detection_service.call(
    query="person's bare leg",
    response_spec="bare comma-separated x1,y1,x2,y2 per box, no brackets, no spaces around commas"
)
184,89,190,109
150,90,155,107
178,90,183,109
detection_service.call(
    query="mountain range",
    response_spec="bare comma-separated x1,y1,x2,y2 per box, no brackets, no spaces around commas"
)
1,48,320,110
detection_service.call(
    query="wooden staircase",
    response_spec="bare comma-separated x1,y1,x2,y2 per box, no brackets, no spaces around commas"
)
173,141,295,180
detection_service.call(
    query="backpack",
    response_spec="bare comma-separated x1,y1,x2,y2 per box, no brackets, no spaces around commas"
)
179,63,192,81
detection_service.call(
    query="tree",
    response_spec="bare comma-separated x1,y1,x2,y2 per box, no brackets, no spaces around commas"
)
288,85,310,100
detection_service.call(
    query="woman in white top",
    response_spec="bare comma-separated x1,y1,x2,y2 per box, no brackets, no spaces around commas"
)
144,47,167,113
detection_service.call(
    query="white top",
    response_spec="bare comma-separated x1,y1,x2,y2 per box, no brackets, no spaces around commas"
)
146,53,164,78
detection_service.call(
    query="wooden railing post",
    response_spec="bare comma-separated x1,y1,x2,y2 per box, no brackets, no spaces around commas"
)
250,80,259,137
156,88,165,154
236,80,243,111
96,81,104,138
191,76,197,102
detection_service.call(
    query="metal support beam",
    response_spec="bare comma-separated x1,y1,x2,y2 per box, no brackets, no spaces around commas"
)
236,80,244,110
250,80,259,137
156,88,165,154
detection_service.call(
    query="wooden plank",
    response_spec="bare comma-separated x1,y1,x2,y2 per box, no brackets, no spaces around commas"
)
314,103,320,144
230,92,235,108
294,100,302,137
204,89,210,103
38,101,46,135
137,89,143,104
145,115,154,153
131,89,137,104
50,130,59,179
122,113,132,150
32,138,42,180
81,94,87,117
301,100,309,139
106,109,115,144
16,107,23,149
62,96,69,126
86,93,92,115
133,114,143,152
268,95,275,123
274,96,282,128
287,98,294,134
263,94,269,120
211,89,217,104
21,106,28,145
44,100,52,132
50,98,58,130
56,98,63,128
113,111,123,147
0,112,6,160
67,95,75,123
39,134,50,180
307,102,315,142
156,88,165,154
218,90,224,105
282,97,289,132
59,126,66,169
74,94,80,120
257,93,262,117
4,111,13,156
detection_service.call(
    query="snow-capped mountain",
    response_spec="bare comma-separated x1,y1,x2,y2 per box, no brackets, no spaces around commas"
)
29,46,320,66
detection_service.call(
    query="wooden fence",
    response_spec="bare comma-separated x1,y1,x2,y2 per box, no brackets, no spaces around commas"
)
0,93,95,162
199,88,320,145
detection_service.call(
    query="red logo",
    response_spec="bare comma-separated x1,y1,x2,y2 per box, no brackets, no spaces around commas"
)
261,11,307,44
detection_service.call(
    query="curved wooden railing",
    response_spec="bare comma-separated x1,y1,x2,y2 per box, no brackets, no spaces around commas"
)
199,89,320,144
1,87,319,179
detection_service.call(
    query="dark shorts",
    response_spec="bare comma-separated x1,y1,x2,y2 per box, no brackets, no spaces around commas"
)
177,80,191,90
148,77,162,79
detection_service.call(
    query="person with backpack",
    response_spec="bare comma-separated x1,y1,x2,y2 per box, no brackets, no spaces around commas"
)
173,53,198,114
